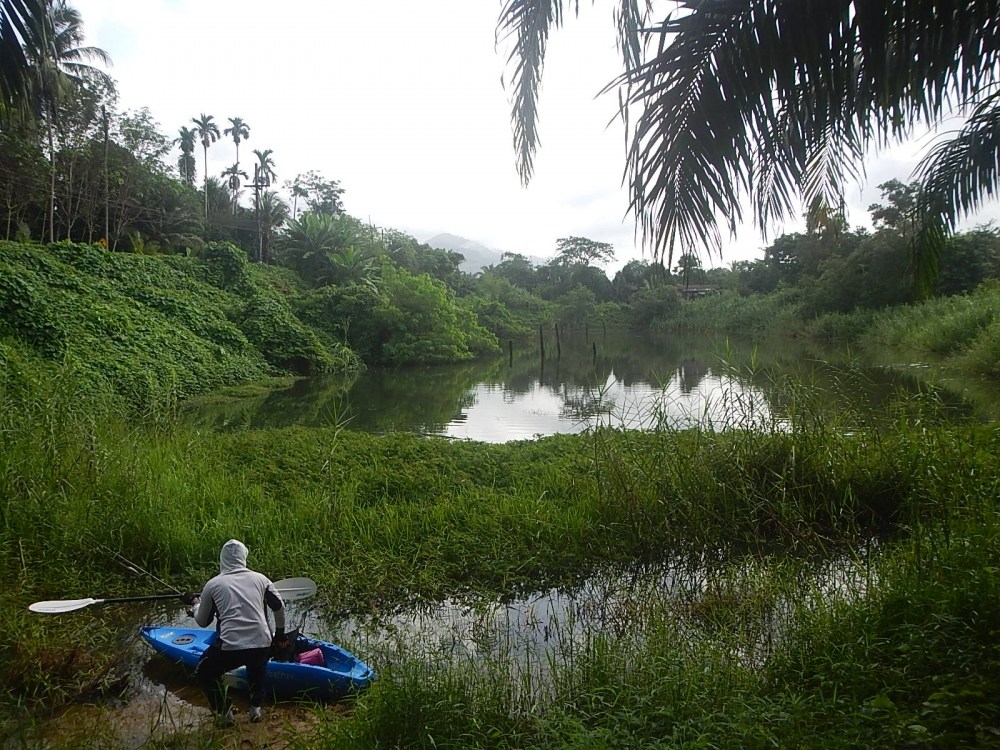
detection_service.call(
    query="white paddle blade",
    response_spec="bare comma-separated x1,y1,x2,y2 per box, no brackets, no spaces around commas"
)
29,598,101,614
274,577,316,601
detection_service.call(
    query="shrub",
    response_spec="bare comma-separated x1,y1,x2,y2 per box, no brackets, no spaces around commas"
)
197,241,252,292
628,284,681,328
239,293,351,374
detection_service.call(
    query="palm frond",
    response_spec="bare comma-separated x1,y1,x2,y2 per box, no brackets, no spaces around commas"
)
1,0,43,107
501,0,1000,273
612,0,647,70
912,92,1000,294
619,3,755,263
497,0,573,185
623,0,1000,263
801,119,865,219
916,93,1000,232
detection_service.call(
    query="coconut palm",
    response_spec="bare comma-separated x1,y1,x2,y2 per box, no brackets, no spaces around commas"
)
223,115,249,171
23,0,111,242
499,0,1000,291
191,112,219,222
175,125,197,186
1,0,46,108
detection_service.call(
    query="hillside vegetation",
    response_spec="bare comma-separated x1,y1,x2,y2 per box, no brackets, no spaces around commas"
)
0,240,506,407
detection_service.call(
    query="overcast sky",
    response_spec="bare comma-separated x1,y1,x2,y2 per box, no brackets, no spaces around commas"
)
71,0,998,271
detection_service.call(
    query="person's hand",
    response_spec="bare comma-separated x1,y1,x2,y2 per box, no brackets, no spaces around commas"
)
271,627,289,649
183,595,200,618
180,592,199,605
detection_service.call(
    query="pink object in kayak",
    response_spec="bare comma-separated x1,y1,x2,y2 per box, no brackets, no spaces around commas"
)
296,647,324,667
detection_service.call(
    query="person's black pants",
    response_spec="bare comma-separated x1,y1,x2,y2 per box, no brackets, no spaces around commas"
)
195,643,270,713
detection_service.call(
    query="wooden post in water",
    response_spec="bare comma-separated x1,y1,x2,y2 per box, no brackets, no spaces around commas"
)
508,339,513,367
539,325,545,360
555,323,562,359
592,341,597,366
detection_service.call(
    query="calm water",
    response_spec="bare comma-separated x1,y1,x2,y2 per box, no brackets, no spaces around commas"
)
184,331,987,441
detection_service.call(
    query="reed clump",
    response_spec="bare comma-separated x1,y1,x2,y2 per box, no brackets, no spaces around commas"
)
663,286,804,335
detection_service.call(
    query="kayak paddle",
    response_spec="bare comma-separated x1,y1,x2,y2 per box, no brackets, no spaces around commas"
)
28,576,317,614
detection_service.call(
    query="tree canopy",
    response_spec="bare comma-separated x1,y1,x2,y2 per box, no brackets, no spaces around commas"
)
554,236,615,266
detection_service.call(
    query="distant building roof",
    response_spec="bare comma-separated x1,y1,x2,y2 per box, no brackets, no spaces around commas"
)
679,284,721,299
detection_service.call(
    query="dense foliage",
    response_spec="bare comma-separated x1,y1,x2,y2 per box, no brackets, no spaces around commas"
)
0,239,359,402
3,4,999,380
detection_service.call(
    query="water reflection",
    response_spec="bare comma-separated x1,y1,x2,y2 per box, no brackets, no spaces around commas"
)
301,554,878,699
182,331,983,441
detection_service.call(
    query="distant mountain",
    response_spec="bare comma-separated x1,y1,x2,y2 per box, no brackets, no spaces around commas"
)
423,233,549,274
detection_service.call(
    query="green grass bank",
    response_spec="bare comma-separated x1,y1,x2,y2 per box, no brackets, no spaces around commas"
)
663,280,1000,387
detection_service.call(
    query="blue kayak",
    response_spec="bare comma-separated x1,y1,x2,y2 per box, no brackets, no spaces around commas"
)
140,626,375,700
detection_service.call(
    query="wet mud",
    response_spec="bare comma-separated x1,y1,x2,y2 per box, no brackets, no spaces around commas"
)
16,651,346,749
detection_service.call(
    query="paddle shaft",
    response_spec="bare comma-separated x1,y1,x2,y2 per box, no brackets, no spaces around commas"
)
97,594,187,604
29,577,317,614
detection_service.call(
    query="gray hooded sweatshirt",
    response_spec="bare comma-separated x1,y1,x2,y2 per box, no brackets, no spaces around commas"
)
195,539,285,650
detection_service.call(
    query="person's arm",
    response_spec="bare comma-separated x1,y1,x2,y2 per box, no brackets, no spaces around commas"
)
264,586,285,633
194,590,215,628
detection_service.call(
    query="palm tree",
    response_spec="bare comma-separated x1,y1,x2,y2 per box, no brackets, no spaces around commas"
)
220,162,247,212
203,176,231,216
191,112,219,222
175,125,197,186
284,178,308,219
23,0,111,242
223,115,249,171
257,190,289,264
1,0,46,108
278,212,341,284
331,244,381,293
251,148,276,185
499,0,1000,291
246,148,277,262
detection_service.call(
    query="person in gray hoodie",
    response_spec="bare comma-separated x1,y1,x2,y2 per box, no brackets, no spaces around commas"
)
189,539,286,726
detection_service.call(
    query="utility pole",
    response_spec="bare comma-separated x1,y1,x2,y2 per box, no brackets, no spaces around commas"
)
102,106,109,244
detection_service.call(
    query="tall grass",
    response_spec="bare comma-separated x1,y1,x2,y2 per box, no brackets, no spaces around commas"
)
859,281,1000,376
304,512,999,749
662,286,804,335
3,347,999,747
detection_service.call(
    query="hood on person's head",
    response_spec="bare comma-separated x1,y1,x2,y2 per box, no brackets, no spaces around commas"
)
219,539,249,574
